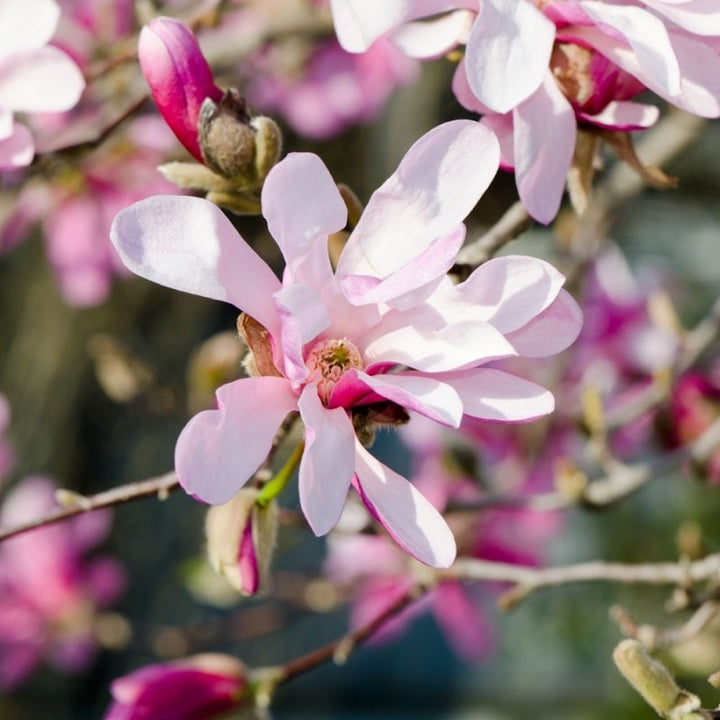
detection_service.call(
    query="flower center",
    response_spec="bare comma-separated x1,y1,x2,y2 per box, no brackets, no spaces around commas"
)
306,338,364,404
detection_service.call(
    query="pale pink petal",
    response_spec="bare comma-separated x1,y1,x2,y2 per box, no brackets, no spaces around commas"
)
175,377,297,505
481,114,515,169
451,58,493,114
111,196,282,336
330,0,468,52
0,47,84,112
454,255,567,332
578,100,659,130
274,284,329,384
642,0,720,35
0,121,34,169
581,2,681,96
340,224,465,308
513,74,576,224
341,370,463,426
338,120,499,299
297,385,355,535
393,11,473,59
438,367,554,422
465,0,554,113
262,153,347,275
0,105,10,138
0,0,59,57
362,307,517,371
504,289,583,357
353,441,456,568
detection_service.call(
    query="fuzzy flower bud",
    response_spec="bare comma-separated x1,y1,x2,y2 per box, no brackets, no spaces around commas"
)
105,654,248,720
205,488,278,596
138,17,223,162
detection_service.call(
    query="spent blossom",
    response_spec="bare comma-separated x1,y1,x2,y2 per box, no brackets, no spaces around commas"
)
0,0,85,170
331,0,720,221
111,120,582,568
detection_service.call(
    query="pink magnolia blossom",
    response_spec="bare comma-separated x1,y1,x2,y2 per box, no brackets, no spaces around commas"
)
0,0,85,169
244,36,419,139
111,120,581,568
138,16,223,162
331,0,720,222
106,654,247,720
0,476,125,688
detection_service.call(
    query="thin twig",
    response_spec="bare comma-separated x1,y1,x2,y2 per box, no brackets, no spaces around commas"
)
0,472,179,542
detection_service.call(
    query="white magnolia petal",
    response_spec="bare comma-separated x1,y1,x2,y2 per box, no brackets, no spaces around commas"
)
642,0,720,35
338,120,499,287
111,196,282,336
353,441,456,568
175,378,297,505
439,367,554,422
0,47,84,112
465,0,554,113
514,74,576,224
298,386,355,536
393,10,473,59
0,121,34,169
579,101,660,130
0,0,59,57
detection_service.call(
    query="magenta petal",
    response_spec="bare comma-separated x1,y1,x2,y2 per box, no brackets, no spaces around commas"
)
297,386,355,536
175,377,297,505
111,196,282,337
514,74,576,224
138,17,223,161
439,367,555,422
353,441,456,568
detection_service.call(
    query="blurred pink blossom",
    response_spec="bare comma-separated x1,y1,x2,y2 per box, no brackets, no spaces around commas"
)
245,36,418,139
105,654,247,720
0,0,85,169
0,476,125,688
331,0,720,222
0,395,14,486
111,120,581,567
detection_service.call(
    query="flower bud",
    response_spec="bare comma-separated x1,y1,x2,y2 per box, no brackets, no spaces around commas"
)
205,489,278,596
198,90,282,183
105,653,247,720
138,17,223,162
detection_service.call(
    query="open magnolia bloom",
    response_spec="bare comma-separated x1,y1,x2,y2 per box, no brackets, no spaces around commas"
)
331,0,720,222
111,120,582,568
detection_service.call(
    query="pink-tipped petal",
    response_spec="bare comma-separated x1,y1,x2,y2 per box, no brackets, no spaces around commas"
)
353,441,456,568
338,120,499,298
505,289,583,357
465,0,554,113
111,196,282,336
262,152,347,276
439,367,555,422
514,75,576,224
175,377,297,505
138,17,223,161
0,47,84,112
297,386,355,536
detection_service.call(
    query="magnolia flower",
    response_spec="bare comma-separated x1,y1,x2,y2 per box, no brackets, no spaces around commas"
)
138,16,223,162
0,0,85,169
106,654,248,720
111,120,581,568
331,0,720,221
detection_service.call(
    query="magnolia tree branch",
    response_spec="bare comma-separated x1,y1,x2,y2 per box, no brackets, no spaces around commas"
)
446,551,720,610
0,472,179,542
